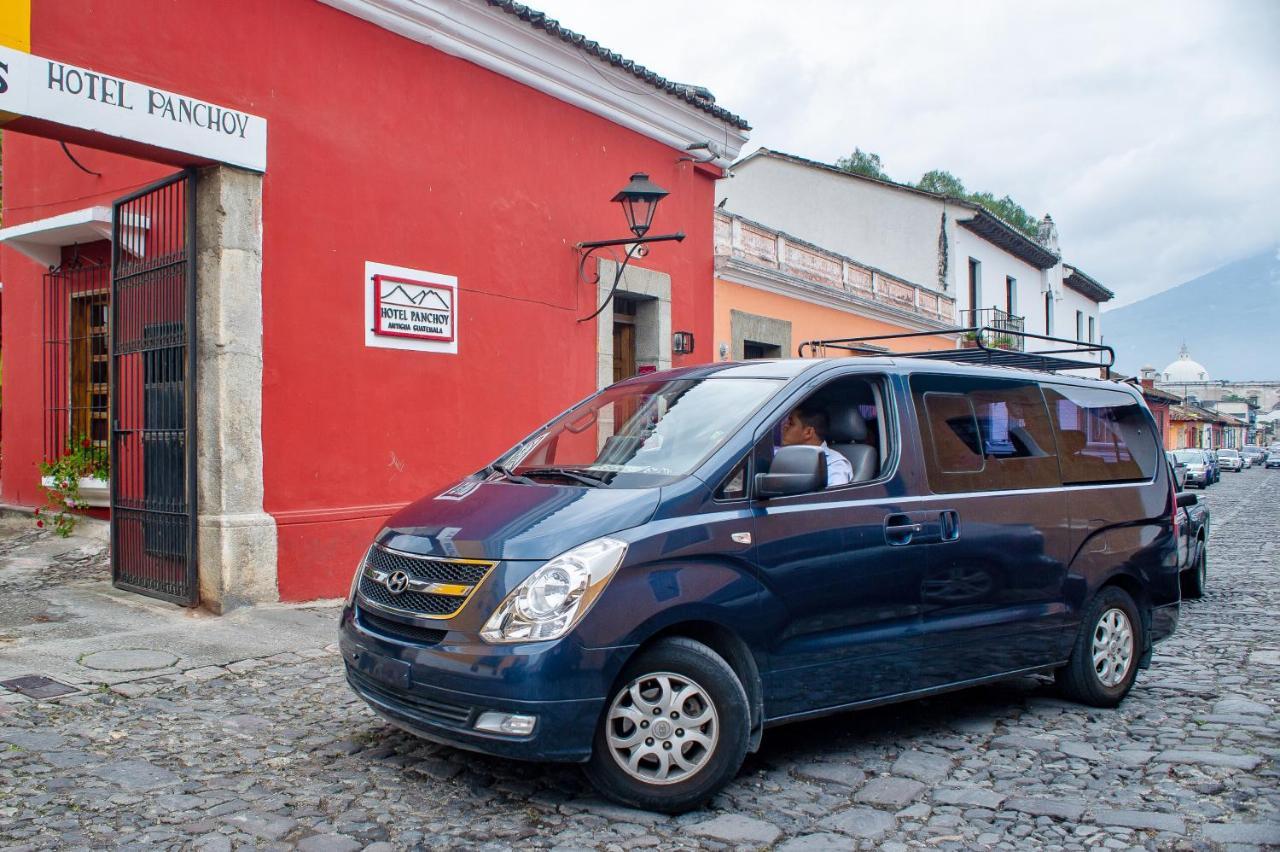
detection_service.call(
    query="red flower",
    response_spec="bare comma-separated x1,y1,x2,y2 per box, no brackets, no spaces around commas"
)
33,507,40,515
81,438,92,449
36,520,44,528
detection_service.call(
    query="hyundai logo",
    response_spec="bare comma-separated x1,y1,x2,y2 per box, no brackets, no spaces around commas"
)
385,571,410,595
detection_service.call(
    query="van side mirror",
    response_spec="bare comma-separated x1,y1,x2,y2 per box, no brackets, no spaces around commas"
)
1176,492,1198,508
755,445,827,498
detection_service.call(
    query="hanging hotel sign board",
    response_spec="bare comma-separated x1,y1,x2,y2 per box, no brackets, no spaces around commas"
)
0,45,267,172
365,261,460,355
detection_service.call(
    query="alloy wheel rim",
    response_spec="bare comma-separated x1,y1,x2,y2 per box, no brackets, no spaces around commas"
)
1092,607,1134,687
605,671,719,785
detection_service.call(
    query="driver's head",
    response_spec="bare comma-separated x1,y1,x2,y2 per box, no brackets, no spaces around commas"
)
782,405,828,447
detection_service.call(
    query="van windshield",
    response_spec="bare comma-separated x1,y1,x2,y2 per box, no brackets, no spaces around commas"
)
501,377,781,488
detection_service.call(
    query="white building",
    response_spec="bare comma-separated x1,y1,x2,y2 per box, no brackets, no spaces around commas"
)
716,149,1114,359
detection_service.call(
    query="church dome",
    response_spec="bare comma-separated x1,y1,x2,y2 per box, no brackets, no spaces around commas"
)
1162,344,1210,383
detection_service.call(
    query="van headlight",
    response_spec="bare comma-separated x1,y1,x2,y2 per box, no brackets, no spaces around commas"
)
480,537,628,644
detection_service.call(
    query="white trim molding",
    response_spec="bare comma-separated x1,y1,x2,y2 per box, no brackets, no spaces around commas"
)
317,0,750,166
0,206,148,268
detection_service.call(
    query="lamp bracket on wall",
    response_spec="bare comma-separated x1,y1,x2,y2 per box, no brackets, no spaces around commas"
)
575,232,684,323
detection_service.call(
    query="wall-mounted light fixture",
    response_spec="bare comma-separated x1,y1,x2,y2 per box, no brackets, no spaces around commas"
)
672,331,695,354
576,173,685,323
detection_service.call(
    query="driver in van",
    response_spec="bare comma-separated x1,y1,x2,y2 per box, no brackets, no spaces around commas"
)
781,405,853,488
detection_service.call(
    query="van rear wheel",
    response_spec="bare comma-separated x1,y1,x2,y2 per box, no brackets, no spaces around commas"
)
1056,586,1141,707
584,637,749,814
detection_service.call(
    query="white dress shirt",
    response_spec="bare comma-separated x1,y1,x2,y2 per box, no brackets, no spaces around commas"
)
821,442,853,487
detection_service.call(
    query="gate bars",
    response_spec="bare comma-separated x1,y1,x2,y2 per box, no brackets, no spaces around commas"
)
110,170,199,606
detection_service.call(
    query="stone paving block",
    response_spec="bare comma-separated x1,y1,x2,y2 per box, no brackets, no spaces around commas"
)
295,834,363,852
854,777,926,809
220,813,298,841
793,762,867,787
226,658,268,673
1154,749,1263,770
776,832,852,851
88,758,180,791
687,814,781,846
891,750,953,783
1004,797,1087,821
183,665,229,682
1201,822,1280,845
931,787,1007,810
1091,809,1186,834
1058,741,1103,762
990,734,1059,752
819,806,897,840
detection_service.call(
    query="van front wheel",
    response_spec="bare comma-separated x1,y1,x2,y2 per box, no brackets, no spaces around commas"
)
1056,586,1142,707
584,637,750,814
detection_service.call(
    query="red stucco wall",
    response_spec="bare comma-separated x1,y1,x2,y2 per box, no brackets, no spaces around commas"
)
2,0,720,600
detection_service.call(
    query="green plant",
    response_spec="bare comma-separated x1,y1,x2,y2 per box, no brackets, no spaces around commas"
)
37,437,108,537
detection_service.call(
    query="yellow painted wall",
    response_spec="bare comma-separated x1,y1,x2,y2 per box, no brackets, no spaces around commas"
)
714,278,955,358
0,0,30,51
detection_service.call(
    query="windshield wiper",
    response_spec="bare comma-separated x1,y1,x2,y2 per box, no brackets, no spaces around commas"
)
487,463,538,485
521,466,609,488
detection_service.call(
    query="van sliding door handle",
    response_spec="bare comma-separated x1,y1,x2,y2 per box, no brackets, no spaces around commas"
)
884,514,922,545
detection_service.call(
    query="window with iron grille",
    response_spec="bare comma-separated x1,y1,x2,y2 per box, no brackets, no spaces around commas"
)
42,252,111,475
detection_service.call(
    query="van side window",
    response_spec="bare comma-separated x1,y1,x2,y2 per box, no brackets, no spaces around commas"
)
716,457,748,500
913,375,1060,493
1043,384,1159,484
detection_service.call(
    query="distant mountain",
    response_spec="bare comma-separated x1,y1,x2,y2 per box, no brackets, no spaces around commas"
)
1102,248,1280,381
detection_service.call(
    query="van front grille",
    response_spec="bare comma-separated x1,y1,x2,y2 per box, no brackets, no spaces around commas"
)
356,548,496,619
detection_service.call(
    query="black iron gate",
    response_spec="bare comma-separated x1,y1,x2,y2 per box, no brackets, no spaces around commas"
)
110,170,198,606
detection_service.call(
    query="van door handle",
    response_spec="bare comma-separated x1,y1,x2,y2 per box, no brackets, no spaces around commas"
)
940,510,960,541
884,514,922,545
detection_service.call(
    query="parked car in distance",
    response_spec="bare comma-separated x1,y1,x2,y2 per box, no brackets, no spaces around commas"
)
1167,451,1187,490
1174,489,1210,599
1216,448,1244,472
1267,450,1280,470
1241,445,1265,466
340,358,1181,812
1173,449,1211,488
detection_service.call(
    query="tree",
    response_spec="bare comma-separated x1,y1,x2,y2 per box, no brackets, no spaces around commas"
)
834,148,888,181
916,169,966,197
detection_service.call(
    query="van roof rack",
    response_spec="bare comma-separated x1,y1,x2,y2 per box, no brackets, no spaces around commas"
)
797,327,1115,379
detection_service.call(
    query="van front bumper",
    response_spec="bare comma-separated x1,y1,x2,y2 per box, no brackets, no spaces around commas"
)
339,605,629,763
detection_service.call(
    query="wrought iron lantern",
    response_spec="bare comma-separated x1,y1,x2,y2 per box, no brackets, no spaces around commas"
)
612,173,669,239
576,173,686,323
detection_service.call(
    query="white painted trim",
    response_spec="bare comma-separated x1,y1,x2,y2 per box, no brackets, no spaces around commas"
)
40,475,110,508
717,257,958,335
0,206,149,267
317,0,749,165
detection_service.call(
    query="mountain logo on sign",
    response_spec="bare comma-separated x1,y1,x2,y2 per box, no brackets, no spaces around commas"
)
381,284,450,310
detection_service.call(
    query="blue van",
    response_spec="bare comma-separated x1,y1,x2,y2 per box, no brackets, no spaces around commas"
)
339,354,1179,812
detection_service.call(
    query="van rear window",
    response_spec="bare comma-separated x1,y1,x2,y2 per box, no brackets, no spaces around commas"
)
1042,384,1158,484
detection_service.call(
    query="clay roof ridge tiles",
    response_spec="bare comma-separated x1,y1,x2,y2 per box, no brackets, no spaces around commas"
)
486,1,751,130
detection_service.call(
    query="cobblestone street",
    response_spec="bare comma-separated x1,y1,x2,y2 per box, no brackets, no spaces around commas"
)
2,471,1278,850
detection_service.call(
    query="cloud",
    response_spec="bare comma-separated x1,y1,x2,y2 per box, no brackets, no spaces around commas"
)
532,0,1280,305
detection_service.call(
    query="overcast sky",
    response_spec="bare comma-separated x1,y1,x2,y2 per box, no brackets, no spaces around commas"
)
533,0,1280,308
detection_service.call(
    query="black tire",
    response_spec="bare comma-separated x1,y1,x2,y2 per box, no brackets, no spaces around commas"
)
584,637,750,814
1055,586,1143,708
1181,540,1207,599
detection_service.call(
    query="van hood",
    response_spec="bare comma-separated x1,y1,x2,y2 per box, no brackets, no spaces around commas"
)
377,479,661,561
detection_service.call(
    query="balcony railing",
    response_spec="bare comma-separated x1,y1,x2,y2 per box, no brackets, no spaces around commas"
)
714,211,955,326
961,307,1025,350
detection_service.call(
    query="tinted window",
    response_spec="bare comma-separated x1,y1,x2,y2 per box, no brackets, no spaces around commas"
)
1043,384,1159,484
913,375,1060,493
